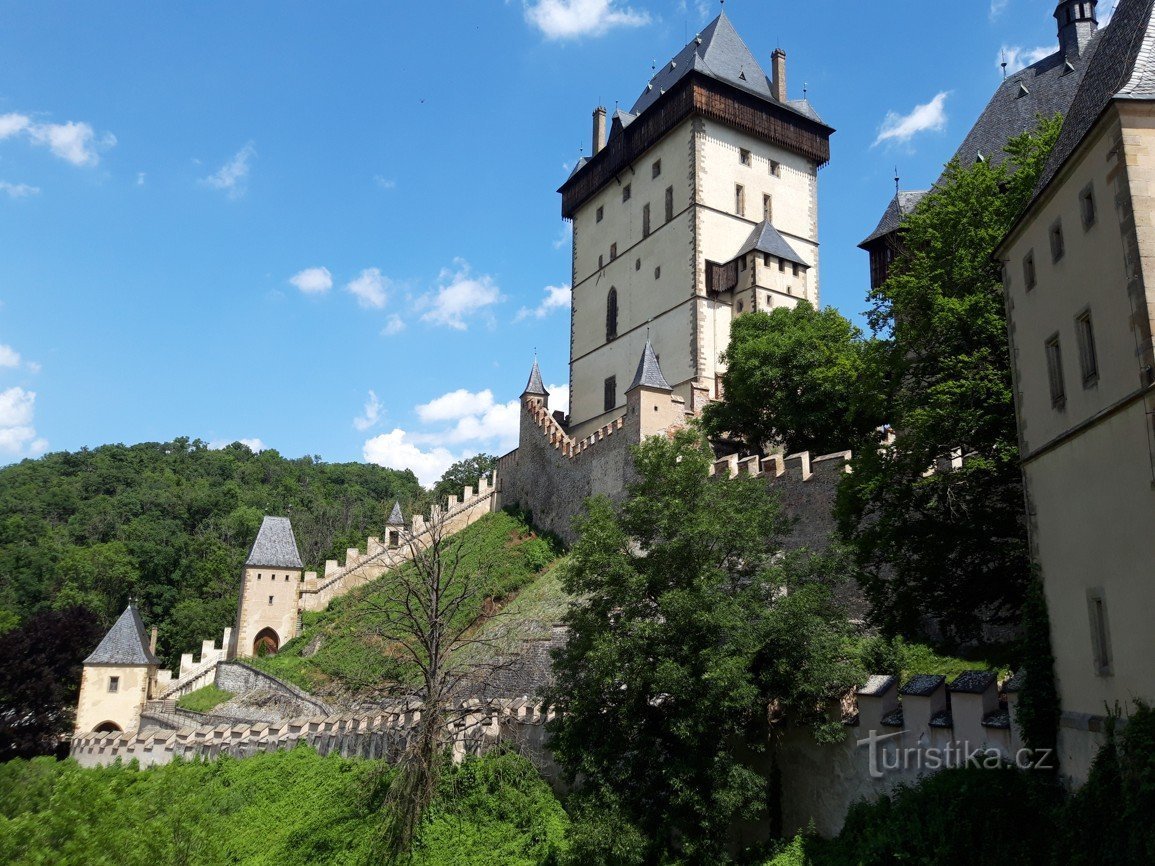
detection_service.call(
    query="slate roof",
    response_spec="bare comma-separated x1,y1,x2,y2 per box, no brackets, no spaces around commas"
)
628,340,672,391
857,674,898,696
245,516,303,569
899,674,946,697
949,670,998,694
387,501,405,526
84,604,160,667
735,220,809,267
522,358,548,396
1034,0,1155,200
629,11,828,129
859,190,928,248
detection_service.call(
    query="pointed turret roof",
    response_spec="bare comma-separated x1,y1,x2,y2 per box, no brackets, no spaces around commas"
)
387,501,405,526
858,191,928,248
735,221,809,267
522,357,548,397
84,604,160,667
245,516,303,569
628,340,672,392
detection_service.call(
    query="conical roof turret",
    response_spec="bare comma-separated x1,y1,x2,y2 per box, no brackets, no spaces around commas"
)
387,501,405,526
628,339,673,392
83,604,160,667
522,357,548,397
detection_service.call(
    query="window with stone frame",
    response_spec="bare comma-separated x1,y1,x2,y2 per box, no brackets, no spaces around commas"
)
596,205,604,223
1045,334,1066,408
643,202,651,237
1080,183,1096,229
1076,309,1099,385
108,676,119,693
739,148,752,166
1023,250,1037,290
622,183,631,203
735,184,745,216
604,375,616,413
652,159,661,179
665,185,674,222
1050,219,1065,262
606,288,618,342
763,194,772,222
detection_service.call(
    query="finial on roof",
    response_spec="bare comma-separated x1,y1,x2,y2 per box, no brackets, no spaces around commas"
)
1001,49,1008,79
522,356,548,397
628,339,673,393
894,167,900,197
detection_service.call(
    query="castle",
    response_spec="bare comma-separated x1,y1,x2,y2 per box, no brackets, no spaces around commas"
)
72,0,1155,824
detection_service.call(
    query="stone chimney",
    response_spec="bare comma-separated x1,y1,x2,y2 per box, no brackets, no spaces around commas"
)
771,49,787,102
592,106,607,156
1055,0,1097,60
149,627,158,655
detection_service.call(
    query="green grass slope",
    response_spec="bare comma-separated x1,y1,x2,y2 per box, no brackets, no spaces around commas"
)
250,509,570,697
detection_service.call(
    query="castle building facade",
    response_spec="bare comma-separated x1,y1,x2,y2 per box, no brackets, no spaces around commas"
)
997,0,1155,784
558,12,831,438
230,515,305,658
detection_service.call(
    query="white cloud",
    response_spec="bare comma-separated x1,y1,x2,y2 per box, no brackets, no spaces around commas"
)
374,175,396,190
363,428,457,488
873,92,950,147
0,112,115,167
353,390,383,431
420,260,503,330
0,387,46,457
201,142,256,199
417,388,496,423
382,314,406,336
290,266,333,295
524,0,649,39
0,345,20,368
0,181,38,199
989,0,1010,20
516,283,571,321
546,382,569,417
208,437,265,452
552,222,573,250
346,267,389,309
136,172,146,186
999,45,1052,75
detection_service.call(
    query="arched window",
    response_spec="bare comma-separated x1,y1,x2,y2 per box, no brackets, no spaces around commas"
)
606,288,619,341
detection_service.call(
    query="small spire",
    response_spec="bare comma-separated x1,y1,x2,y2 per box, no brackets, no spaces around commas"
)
387,501,405,526
628,339,673,393
1001,50,1008,79
894,166,900,197
522,356,548,397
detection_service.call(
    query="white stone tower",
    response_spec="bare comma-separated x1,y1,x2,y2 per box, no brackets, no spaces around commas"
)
558,11,832,437
230,516,304,658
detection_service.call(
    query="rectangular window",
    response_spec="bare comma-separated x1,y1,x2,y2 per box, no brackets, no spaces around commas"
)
108,676,119,693
739,256,747,272
642,203,651,237
763,194,772,222
1023,251,1037,291
610,242,617,260
739,148,752,166
769,160,781,177
654,266,661,279
389,530,399,547
1076,310,1099,385
735,184,745,217
792,263,800,277
268,595,274,605
598,254,604,269
596,205,604,223
622,183,631,203
651,159,661,179
1087,589,1113,676
779,259,786,273
1050,219,1065,262
1045,334,1066,408
664,186,674,222
603,376,616,413
1080,184,1096,229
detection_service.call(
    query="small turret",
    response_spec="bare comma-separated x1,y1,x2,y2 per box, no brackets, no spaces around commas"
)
627,339,686,437
1054,0,1097,59
75,603,160,734
521,357,549,407
386,501,405,549
231,516,304,659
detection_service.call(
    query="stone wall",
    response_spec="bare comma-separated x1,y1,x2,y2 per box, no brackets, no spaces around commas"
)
214,661,333,718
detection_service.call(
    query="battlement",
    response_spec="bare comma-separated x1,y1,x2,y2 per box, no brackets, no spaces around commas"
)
709,449,853,485
524,401,630,460
154,627,232,699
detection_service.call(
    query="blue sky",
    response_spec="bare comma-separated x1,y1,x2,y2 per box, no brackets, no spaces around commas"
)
0,0,1114,485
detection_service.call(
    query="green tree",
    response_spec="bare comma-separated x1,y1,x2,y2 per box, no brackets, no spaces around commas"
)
432,453,499,503
837,116,1062,645
547,429,860,862
703,303,884,455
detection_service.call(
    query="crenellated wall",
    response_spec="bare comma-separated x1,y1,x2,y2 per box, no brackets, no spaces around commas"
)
153,627,232,700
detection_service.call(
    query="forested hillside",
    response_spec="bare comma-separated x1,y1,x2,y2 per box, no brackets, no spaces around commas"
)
0,438,424,664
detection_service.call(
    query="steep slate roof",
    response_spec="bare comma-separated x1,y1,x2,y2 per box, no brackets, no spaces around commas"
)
628,340,673,391
387,501,405,526
629,11,826,128
736,220,809,266
859,190,928,247
522,357,548,396
1034,0,1155,200
84,604,160,667
245,516,303,569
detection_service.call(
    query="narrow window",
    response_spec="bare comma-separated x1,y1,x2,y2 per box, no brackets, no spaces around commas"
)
792,263,800,277
1045,334,1066,408
778,259,786,273
606,288,618,341
108,676,120,693
654,266,661,279
769,160,781,177
642,202,651,237
735,184,745,216
652,159,661,179
268,595,274,605
763,194,772,222
596,205,604,223
739,256,747,272
1080,184,1096,229
598,254,604,269
763,252,770,266
622,183,631,203
739,148,752,166
635,258,641,271
737,300,744,312
604,376,616,413
664,186,674,222
1050,219,1065,262
1087,589,1113,675
610,242,617,260
389,530,399,548
257,573,262,580
1023,251,1037,291
1076,310,1099,385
